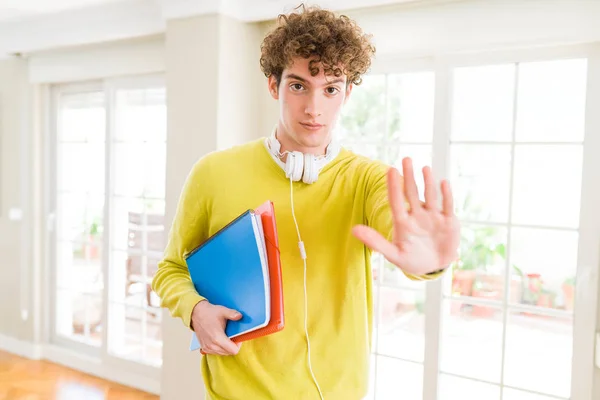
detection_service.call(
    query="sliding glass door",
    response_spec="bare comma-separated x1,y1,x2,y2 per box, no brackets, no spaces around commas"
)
340,44,600,400
49,75,167,373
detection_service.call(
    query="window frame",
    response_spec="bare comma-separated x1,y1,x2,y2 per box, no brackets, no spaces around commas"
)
351,42,600,400
45,73,166,392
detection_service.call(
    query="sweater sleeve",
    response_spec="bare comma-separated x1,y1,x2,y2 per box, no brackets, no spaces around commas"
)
151,157,212,330
364,162,446,281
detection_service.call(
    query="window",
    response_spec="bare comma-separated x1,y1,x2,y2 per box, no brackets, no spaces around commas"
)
340,70,435,400
339,47,599,400
50,76,166,370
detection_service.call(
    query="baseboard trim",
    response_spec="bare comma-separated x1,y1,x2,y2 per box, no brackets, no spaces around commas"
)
0,334,160,396
0,333,43,360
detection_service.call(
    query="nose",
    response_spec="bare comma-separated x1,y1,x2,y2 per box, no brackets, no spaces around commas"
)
304,93,322,118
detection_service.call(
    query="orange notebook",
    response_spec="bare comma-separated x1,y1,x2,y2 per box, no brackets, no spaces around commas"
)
200,200,284,354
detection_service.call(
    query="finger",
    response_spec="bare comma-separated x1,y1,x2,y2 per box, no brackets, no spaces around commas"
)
220,307,242,321
352,225,402,265
387,167,407,219
402,158,421,212
422,166,437,209
215,335,240,355
441,180,454,216
204,343,228,356
199,337,228,355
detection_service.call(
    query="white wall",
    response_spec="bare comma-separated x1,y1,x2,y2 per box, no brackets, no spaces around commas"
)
0,58,33,344
28,35,165,84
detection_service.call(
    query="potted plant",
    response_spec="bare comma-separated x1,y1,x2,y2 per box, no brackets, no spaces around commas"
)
562,275,576,311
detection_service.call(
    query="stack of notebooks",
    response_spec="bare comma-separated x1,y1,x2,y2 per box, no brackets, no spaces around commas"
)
185,200,284,352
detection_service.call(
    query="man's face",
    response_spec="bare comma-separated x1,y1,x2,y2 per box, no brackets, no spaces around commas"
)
268,57,353,154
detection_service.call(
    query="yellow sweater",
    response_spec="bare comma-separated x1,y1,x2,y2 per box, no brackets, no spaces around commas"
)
152,138,442,399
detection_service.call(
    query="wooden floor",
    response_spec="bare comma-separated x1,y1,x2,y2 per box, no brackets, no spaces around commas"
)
0,350,158,400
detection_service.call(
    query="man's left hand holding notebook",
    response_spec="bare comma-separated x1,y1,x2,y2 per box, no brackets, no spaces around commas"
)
191,299,243,356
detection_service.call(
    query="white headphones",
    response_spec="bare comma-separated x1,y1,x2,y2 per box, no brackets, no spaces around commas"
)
264,126,341,184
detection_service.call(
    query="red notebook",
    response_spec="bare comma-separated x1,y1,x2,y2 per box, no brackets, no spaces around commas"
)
200,200,284,354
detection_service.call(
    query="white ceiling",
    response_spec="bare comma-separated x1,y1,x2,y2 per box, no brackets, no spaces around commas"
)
0,0,130,21
0,0,426,58
2,0,600,61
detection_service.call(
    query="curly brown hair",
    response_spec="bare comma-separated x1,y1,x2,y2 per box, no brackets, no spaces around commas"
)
260,4,376,88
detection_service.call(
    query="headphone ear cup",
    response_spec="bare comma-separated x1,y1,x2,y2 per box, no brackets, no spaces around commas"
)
302,153,317,184
286,151,304,181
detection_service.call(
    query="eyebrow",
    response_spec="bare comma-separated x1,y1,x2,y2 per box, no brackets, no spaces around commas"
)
284,73,345,86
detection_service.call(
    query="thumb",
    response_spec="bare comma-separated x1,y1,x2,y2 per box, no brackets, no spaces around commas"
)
220,306,242,321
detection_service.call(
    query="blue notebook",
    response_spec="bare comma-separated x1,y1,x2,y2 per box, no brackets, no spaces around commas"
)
186,210,270,351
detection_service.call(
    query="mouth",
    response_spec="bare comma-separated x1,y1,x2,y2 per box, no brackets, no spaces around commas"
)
300,122,324,131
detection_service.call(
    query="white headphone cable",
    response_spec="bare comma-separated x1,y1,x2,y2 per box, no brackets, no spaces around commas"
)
289,177,325,400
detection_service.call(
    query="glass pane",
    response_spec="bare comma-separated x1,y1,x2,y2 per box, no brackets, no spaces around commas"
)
57,192,104,243
440,301,503,383
509,228,578,311
377,287,425,362
115,87,167,142
108,303,143,362
504,311,572,398
110,198,165,308
438,374,500,400
449,224,507,300
56,240,103,294
387,144,432,201
145,314,162,366
58,142,105,194
345,143,385,161
511,145,583,229
339,74,386,141
503,388,564,400
114,142,167,198
55,290,102,346
147,254,163,309
516,59,587,142
375,357,422,400
387,72,435,142
109,249,144,308
59,91,105,142
112,197,145,250
451,64,515,142
451,145,511,223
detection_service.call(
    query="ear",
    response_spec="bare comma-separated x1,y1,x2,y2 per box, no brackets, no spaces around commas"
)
343,83,353,105
268,76,279,100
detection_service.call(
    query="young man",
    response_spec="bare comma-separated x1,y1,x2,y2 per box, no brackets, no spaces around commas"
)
152,4,460,400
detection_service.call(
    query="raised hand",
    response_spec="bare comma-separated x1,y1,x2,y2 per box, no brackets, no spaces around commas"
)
352,157,460,276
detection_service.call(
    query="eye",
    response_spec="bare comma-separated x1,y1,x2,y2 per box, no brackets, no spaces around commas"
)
290,83,304,91
326,87,340,95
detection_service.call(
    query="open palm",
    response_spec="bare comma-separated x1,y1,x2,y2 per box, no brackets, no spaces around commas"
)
353,158,460,276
